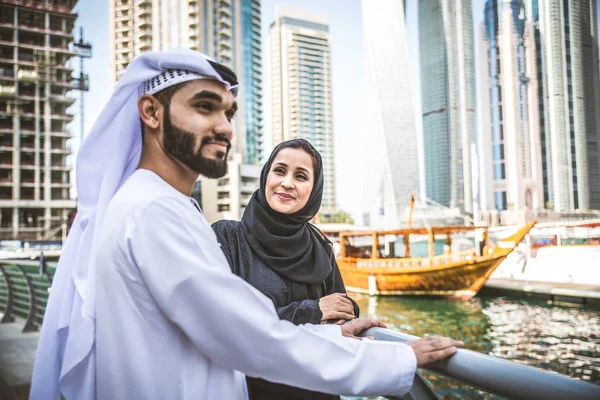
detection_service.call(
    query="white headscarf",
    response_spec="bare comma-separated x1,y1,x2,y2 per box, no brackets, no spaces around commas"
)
30,48,239,400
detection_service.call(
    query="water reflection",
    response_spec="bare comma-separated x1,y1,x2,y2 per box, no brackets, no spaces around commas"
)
352,294,600,399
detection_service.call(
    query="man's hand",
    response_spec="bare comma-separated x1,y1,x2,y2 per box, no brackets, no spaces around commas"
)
319,293,356,322
340,318,387,340
404,336,464,366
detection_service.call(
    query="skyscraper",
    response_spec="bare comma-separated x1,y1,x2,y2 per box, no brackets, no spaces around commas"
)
419,0,476,212
268,6,336,214
476,22,494,212
0,0,79,239
361,0,420,228
483,0,544,211
528,0,600,211
109,0,263,164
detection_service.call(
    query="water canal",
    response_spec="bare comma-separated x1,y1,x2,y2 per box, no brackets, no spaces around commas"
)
351,294,600,399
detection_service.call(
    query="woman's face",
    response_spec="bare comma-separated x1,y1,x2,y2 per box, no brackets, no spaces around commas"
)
265,147,315,214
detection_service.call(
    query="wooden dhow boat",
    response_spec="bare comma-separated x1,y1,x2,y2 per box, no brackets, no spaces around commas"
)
336,222,536,299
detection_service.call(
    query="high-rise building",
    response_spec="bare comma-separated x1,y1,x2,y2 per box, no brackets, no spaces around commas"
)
483,0,544,211
476,22,494,213
361,0,420,228
268,6,336,214
528,0,600,211
109,0,263,164
0,0,79,239
194,152,261,222
419,0,476,213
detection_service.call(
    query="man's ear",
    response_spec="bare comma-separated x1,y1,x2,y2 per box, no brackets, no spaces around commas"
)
138,94,162,131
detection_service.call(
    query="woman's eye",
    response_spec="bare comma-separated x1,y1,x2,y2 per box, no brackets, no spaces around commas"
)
274,168,285,175
296,175,307,181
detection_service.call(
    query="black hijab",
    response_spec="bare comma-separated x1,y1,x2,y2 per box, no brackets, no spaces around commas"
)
241,139,333,300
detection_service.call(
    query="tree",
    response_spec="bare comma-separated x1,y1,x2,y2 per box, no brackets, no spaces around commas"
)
319,211,354,224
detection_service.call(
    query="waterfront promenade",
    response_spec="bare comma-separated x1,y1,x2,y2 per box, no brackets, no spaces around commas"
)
0,321,38,400
1,257,599,399
482,278,600,308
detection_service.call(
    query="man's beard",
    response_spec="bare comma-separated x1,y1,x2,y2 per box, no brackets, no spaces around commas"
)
162,110,230,179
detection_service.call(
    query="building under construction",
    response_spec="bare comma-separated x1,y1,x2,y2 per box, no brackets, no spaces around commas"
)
0,0,79,240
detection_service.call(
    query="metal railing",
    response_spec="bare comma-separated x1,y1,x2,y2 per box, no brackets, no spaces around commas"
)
0,259,55,332
360,327,600,400
1,260,599,399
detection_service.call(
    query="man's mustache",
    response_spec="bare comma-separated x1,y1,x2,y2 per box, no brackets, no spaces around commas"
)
200,134,231,150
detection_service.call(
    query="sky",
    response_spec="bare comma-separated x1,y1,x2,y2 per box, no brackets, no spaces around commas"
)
70,0,593,221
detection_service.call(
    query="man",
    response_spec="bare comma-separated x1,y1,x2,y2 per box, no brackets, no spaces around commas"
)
31,48,462,399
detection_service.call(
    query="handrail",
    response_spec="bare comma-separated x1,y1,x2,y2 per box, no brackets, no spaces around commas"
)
0,260,56,332
360,327,600,400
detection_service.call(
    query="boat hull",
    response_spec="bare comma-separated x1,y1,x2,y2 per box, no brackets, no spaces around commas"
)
339,255,506,299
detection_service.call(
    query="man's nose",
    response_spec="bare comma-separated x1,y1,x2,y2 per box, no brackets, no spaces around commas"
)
214,114,233,141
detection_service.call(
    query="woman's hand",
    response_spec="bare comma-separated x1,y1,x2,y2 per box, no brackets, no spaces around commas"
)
318,293,356,323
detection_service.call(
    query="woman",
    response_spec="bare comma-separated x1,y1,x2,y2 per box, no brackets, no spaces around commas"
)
213,138,359,400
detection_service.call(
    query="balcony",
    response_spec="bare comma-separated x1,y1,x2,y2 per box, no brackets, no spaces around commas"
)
0,178,12,187
135,6,151,19
50,146,71,154
17,24,47,35
218,27,232,39
0,38,16,47
216,197,231,206
50,113,74,122
17,69,37,81
116,35,130,44
218,16,231,28
115,3,131,13
115,24,131,34
49,130,71,138
50,94,77,105
217,6,231,18
48,28,74,39
136,17,150,29
137,42,151,53
50,165,71,171
115,14,131,23
0,84,15,96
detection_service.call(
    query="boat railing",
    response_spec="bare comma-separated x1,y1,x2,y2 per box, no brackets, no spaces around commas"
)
0,259,56,332
359,327,600,400
353,250,478,269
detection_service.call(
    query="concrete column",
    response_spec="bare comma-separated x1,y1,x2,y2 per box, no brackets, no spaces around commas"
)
12,207,18,238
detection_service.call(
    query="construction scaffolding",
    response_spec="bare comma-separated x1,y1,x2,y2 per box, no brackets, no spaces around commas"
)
0,0,79,240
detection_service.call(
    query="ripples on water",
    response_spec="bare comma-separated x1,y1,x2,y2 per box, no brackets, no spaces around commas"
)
351,294,600,399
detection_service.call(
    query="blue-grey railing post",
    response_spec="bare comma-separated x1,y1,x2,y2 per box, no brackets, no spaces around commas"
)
16,265,38,332
0,265,15,323
386,371,441,400
361,327,600,400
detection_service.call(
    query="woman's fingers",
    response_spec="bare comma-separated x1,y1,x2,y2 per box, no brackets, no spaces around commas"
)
324,311,355,321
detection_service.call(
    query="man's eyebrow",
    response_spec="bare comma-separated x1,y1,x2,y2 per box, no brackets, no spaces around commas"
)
190,90,223,103
191,90,237,113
